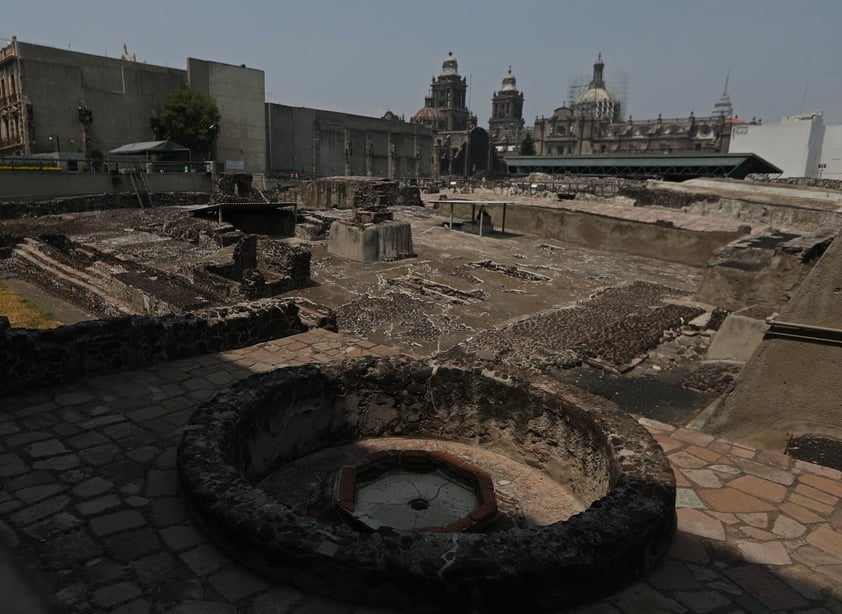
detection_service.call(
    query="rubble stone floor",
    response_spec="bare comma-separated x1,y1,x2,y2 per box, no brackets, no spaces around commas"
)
2,328,842,613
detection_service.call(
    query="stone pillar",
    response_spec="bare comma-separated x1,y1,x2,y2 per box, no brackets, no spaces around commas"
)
366,138,373,177
344,129,352,176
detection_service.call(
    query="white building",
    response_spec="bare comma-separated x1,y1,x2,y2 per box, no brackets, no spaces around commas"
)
728,112,842,179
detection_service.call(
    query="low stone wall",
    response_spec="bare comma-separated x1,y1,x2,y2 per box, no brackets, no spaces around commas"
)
0,171,211,202
618,184,719,209
0,192,208,219
619,184,842,233
0,299,310,397
443,201,741,267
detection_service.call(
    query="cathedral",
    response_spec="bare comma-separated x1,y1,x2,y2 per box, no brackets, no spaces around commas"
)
412,51,738,177
532,53,735,157
489,67,525,154
412,53,492,176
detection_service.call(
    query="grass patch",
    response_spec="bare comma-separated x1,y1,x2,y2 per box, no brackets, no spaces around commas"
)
0,281,63,329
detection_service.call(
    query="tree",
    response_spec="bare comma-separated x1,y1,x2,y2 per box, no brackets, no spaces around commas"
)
519,133,536,156
158,88,221,159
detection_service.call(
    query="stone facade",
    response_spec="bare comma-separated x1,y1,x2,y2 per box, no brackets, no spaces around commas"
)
266,104,432,178
296,177,421,210
533,54,733,156
411,53,493,176
489,67,525,154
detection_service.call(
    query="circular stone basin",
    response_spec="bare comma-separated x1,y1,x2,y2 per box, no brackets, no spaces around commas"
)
336,449,497,532
178,357,676,613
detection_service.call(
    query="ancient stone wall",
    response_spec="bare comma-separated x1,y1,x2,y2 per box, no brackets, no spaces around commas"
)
617,184,720,209
297,177,421,210
257,238,311,288
161,216,244,248
618,184,842,232
0,299,308,396
200,235,311,300
209,173,266,204
765,177,842,191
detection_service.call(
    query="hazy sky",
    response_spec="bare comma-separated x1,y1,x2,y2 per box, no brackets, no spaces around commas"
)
4,0,842,126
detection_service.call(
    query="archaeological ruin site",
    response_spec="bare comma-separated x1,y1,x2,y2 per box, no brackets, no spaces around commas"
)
3,171,842,613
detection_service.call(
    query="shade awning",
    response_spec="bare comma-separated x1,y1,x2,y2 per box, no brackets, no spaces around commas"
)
108,140,191,155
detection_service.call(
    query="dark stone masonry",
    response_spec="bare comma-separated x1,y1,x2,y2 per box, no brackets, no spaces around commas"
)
178,357,676,613
0,299,311,397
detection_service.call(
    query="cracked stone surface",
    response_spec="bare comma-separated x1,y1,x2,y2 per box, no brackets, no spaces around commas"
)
355,471,478,529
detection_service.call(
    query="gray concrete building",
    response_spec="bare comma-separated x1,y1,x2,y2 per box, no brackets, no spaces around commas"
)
0,38,266,171
188,58,266,173
0,38,185,158
266,104,432,178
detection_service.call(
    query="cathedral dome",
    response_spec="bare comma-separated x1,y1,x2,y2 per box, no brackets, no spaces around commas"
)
412,105,445,128
577,87,616,105
501,67,517,92
440,52,459,77
573,52,620,121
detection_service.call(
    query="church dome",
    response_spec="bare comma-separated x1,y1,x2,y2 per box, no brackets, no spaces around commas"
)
412,105,445,128
501,66,517,92
440,52,459,77
573,52,620,121
577,87,616,105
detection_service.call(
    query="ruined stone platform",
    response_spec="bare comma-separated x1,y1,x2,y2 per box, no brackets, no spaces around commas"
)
1,329,841,613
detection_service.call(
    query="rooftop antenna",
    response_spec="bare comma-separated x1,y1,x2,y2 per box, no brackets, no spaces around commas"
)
799,81,809,114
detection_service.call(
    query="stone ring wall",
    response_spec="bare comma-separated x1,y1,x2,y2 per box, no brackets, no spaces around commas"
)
177,357,676,613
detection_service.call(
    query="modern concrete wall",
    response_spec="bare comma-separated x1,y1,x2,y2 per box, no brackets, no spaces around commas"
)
266,104,432,177
17,42,188,156
441,201,742,266
188,59,266,173
819,124,842,180
0,171,210,200
729,113,825,177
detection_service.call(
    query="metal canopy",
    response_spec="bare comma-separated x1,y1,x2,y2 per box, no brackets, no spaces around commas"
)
108,140,191,156
504,153,781,180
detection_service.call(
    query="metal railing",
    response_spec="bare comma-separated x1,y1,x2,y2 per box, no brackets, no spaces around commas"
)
0,157,209,174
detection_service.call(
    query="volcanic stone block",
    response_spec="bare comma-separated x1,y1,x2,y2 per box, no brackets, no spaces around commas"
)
327,221,414,263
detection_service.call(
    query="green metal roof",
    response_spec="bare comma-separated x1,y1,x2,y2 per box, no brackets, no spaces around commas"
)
504,152,781,180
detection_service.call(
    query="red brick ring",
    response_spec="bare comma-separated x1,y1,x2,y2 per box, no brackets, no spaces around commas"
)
178,357,676,613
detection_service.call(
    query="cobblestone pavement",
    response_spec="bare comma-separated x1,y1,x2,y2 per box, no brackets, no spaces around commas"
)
2,329,842,613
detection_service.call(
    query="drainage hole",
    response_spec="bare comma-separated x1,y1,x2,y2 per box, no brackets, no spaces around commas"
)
409,498,429,510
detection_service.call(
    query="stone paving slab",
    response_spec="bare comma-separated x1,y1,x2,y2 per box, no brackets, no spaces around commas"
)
1,329,841,613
